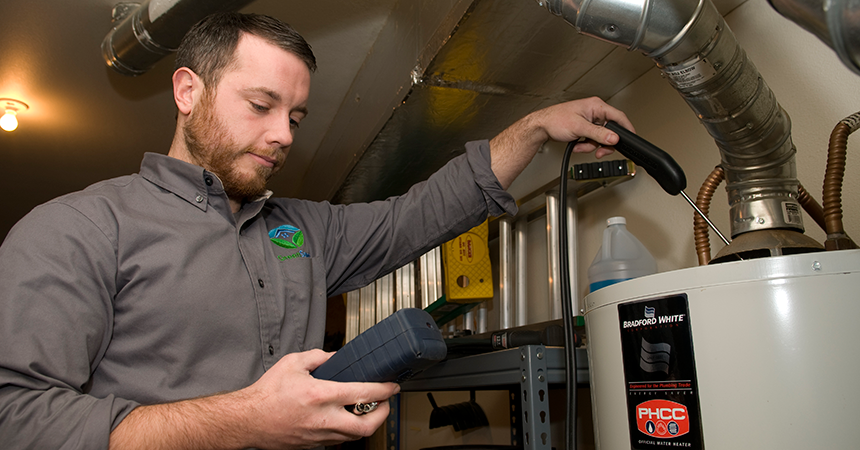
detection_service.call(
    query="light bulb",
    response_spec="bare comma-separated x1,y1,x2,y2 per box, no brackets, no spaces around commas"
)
0,109,18,132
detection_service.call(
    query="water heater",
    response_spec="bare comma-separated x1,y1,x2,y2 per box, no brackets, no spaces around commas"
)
583,249,860,449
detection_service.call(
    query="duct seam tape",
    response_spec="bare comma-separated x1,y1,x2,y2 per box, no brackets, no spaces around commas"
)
149,0,178,22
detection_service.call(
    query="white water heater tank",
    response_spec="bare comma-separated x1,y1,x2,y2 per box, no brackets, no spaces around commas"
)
583,249,860,449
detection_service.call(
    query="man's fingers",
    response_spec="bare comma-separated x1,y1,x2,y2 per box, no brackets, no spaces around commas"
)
338,381,400,406
578,100,636,158
338,398,391,436
290,348,333,372
311,379,400,415
594,146,617,159
594,99,635,135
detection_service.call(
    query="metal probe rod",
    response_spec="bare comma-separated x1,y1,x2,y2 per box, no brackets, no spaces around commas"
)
679,191,731,246
602,121,734,251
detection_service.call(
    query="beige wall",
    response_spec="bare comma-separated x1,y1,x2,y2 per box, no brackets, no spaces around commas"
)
507,0,860,307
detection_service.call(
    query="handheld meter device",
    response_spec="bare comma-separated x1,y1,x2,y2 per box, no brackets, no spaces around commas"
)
311,308,446,383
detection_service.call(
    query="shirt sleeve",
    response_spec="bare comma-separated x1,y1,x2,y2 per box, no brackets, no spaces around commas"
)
316,139,518,295
0,202,138,450
465,139,518,217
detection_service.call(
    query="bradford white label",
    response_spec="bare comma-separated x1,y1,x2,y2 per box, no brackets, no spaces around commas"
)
618,295,703,449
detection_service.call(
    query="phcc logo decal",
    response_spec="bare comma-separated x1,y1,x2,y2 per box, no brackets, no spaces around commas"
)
636,399,689,438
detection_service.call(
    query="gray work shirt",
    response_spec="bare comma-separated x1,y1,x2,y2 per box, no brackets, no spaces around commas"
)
0,140,517,449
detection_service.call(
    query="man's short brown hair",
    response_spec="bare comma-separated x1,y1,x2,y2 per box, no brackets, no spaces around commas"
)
175,12,316,91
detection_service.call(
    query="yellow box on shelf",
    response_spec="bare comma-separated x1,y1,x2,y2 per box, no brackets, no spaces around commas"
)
443,219,493,303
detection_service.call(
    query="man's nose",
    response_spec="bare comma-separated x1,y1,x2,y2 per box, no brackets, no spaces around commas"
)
267,116,294,148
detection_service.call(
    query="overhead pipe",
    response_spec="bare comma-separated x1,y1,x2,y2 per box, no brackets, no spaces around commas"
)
768,0,860,76
536,0,807,241
102,0,255,76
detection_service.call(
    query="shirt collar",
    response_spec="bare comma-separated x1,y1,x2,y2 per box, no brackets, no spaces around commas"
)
139,153,219,212
139,153,274,217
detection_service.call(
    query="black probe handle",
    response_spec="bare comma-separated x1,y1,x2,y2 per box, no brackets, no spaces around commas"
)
604,121,687,196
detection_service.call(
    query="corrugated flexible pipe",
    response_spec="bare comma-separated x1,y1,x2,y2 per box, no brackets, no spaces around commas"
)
536,0,805,239
796,183,826,232
694,166,724,265
102,0,255,76
823,112,860,250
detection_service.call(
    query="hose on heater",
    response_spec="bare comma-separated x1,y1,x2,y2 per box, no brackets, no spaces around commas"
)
823,112,860,250
558,140,578,450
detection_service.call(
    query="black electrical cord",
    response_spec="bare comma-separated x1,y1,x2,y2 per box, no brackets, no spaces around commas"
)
558,140,578,450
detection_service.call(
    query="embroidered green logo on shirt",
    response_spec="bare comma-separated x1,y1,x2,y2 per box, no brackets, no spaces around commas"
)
269,225,310,259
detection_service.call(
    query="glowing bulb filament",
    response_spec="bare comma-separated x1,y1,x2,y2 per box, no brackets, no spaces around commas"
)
0,109,18,132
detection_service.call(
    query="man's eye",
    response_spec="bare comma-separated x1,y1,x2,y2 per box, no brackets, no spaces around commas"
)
290,118,300,129
251,103,269,112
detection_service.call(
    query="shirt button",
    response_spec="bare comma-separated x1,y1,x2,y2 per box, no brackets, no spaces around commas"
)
258,278,265,288
204,176,213,186
195,194,204,203
268,345,274,355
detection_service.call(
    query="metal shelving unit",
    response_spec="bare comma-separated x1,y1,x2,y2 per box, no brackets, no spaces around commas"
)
395,345,589,450
379,161,624,449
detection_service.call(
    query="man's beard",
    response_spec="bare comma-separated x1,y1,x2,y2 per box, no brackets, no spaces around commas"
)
183,92,280,203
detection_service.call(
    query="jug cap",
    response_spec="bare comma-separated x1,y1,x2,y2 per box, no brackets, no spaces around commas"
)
607,216,626,226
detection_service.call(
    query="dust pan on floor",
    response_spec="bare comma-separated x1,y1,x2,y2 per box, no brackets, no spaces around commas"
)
427,391,489,432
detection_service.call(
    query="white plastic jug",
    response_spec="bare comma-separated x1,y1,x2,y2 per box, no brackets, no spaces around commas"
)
587,216,657,292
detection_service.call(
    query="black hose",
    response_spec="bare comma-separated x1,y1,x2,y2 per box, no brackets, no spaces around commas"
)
558,141,578,450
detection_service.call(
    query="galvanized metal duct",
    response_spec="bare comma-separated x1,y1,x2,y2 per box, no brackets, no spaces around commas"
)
102,0,255,76
769,0,860,75
537,0,805,239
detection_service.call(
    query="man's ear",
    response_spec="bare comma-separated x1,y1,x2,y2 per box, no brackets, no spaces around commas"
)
173,67,200,116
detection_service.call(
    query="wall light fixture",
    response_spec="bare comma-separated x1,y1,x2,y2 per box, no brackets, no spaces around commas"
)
0,99,29,132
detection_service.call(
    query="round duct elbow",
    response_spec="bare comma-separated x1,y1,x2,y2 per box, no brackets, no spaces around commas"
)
102,4,174,77
101,0,256,76
536,0,701,54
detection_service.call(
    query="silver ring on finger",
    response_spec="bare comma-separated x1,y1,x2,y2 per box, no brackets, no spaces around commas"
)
352,401,378,415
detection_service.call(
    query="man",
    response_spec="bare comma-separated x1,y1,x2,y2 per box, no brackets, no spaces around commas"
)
0,12,632,450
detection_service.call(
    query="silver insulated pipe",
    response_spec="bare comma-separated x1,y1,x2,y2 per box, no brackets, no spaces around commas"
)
537,0,804,239
769,0,860,76
102,0,255,76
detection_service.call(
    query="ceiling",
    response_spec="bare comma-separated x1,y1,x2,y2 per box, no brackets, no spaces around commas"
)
0,0,743,239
